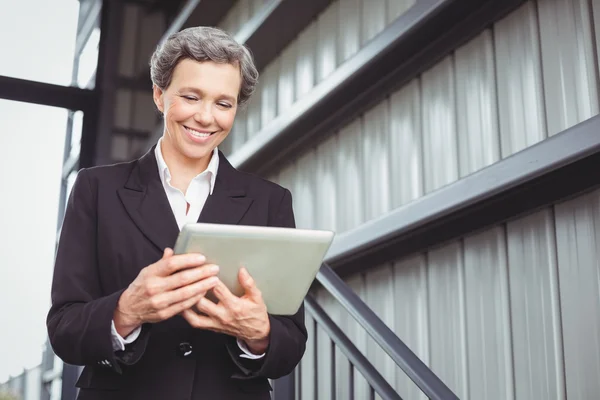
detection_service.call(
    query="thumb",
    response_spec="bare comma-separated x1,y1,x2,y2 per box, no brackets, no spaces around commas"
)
239,267,260,298
162,247,173,259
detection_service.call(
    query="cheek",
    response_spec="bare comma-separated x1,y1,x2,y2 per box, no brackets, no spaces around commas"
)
216,111,236,132
165,101,193,122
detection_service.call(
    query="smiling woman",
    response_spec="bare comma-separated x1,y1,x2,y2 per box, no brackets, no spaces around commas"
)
46,26,307,400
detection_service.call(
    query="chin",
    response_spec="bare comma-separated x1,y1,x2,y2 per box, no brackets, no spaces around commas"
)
181,145,215,160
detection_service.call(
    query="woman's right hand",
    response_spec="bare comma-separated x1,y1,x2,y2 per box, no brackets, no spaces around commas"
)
113,248,219,337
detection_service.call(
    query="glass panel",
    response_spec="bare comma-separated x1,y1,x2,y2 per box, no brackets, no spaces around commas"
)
70,110,84,159
0,100,67,383
77,27,101,88
0,0,79,85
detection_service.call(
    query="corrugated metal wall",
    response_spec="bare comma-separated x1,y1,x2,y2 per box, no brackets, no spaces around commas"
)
217,0,600,398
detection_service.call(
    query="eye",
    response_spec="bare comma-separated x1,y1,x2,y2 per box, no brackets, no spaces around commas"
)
217,102,233,109
181,95,198,101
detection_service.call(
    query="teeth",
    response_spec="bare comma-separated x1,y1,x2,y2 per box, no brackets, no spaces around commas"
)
186,127,211,138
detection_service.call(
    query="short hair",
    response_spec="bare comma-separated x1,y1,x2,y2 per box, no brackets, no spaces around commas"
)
150,27,259,106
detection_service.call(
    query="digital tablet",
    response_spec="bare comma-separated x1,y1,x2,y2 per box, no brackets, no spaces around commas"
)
173,223,335,315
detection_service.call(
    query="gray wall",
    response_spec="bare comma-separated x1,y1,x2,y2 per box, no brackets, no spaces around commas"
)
214,0,600,399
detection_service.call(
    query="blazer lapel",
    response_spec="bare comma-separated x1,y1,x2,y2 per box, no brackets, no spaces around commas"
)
198,151,253,225
117,146,180,252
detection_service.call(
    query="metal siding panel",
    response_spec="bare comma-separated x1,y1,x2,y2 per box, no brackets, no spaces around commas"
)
393,254,429,400
246,86,262,138
336,120,365,232
230,107,248,152
278,162,297,195
361,0,387,45
250,0,266,16
317,1,339,82
301,312,317,400
554,189,600,399
219,1,241,34
315,289,343,398
315,133,339,231
338,0,361,62
494,2,547,157
421,56,459,193
365,264,397,399
294,150,317,229
344,274,370,399
238,0,252,27
506,209,565,400
387,0,415,24
389,79,423,208
455,30,501,177
427,241,469,399
463,227,514,400
260,59,279,128
278,40,297,115
593,0,600,77
295,21,317,100
537,0,599,136
362,100,391,222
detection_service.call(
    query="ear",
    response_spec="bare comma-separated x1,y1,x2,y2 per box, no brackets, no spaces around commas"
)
152,85,165,114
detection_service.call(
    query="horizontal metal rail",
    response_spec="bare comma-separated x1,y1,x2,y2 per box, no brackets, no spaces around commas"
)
305,295,403,400
229,0,526,174
316,264,459,400
324,114,600,275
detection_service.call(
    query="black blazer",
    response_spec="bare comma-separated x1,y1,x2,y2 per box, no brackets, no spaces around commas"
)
47,147,307,400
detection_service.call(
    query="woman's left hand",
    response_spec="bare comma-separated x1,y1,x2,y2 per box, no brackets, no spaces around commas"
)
182,267,270,354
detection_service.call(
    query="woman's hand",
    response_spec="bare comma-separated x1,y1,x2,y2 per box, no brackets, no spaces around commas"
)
182,267,271,355
113,248,219,337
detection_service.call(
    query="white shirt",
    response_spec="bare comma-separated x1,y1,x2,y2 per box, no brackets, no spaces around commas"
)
110,139,264,360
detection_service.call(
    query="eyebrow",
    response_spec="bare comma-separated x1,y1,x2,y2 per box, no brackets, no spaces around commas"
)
178,87,237,103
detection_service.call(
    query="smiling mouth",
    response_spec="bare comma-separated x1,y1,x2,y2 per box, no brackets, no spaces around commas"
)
184,125,216,138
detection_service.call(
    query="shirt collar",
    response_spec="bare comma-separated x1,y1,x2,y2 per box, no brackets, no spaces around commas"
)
155,138,219,195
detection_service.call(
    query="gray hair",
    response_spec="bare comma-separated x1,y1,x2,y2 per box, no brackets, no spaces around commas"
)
150,27,259,106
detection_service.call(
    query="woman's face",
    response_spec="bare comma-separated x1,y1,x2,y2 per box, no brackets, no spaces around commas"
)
153,59,241,166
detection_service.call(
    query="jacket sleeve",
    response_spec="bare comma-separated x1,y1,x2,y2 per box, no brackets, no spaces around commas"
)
46,169,149,374
228,188,308,380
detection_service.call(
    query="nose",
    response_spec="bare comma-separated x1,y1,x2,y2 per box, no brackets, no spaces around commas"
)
194,103,213,126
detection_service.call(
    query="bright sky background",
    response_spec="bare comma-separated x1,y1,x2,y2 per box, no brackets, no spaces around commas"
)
0,0,80,383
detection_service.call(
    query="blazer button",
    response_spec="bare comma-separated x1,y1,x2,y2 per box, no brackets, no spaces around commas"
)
177,342,193,358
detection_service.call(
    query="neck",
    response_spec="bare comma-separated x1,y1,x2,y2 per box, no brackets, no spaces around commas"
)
160,137,212,190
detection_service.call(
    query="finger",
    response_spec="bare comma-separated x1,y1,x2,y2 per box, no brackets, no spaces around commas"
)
152,276,218,309
195,296,225,319
154,253,207,276
239,267,261,299
156,291,207,321
181,309,221,331
212,280,237,305
162,264,219,291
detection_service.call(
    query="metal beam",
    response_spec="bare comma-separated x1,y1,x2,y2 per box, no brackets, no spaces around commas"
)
228,0,527,174
305,295,405,400
158,0,202,44
324,115,600,277
242,0,331,72
182,0,236,32
0,76,95,111
90,0,125,167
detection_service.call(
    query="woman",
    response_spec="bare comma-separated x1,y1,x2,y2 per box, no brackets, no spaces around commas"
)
47,27,307,400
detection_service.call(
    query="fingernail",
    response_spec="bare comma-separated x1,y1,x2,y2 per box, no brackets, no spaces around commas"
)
196,255,206,263
210,265,220,273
